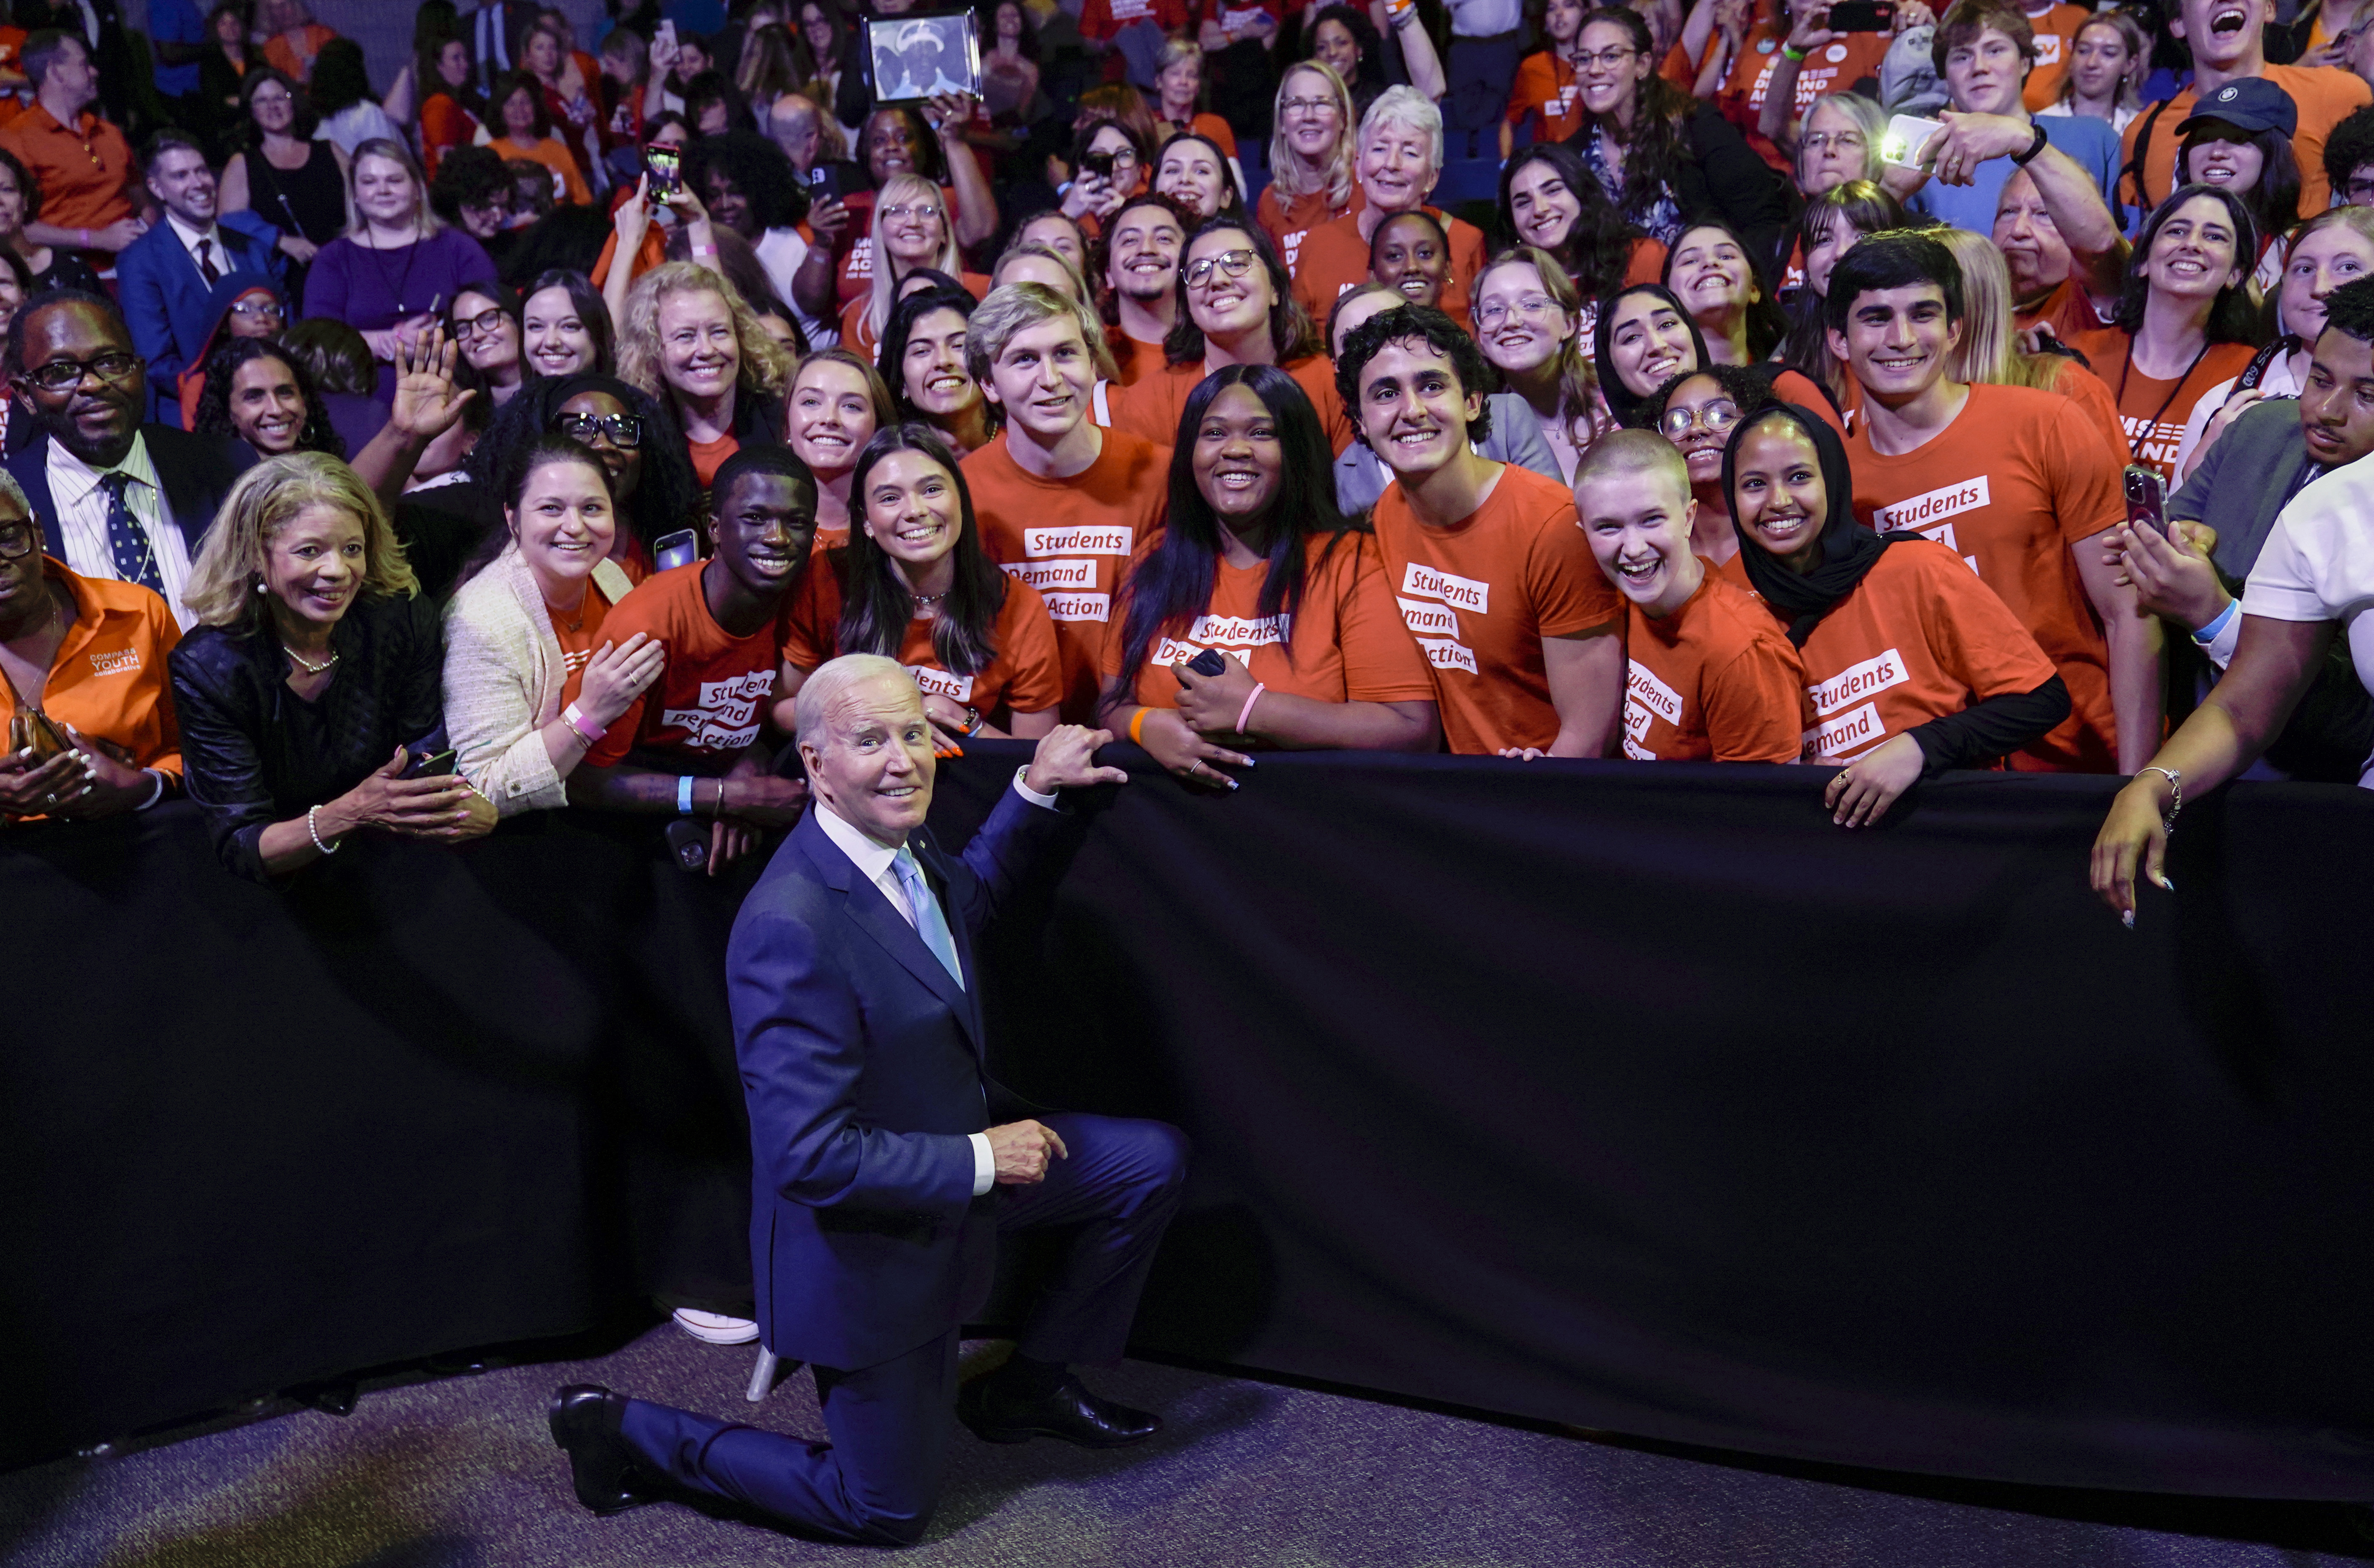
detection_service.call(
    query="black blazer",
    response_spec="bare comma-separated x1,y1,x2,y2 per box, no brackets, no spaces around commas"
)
728,786,1063,1370
6,425,254,561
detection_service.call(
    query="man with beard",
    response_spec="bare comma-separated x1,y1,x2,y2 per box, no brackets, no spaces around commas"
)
1099,192,1185,387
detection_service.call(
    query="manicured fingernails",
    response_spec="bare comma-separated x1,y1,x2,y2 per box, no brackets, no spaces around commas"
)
2155,875,2175,892
2122,908,2136,929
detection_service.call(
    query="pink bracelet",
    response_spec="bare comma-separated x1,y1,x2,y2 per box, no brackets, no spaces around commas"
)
1235,682,1266,735
563,701,605,744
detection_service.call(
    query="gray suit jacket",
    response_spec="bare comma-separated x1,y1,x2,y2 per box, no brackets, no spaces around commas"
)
1333,392,1564,515
2167,396,2319,579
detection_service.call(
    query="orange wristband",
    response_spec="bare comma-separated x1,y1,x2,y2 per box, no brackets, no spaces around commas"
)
1128,705,1149,746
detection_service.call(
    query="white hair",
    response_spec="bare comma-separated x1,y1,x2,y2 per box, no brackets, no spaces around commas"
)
795,653,918,753
1359,86,1443,175
0,469,31,522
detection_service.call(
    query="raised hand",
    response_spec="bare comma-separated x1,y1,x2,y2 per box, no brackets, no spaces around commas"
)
388,325,476,445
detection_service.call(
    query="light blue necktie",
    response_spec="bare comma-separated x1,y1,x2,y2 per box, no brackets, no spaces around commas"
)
891,847,964,990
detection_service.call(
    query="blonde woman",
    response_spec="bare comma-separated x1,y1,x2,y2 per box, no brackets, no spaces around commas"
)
2039,12,2148,135
1933,226,2127,462
1257,61,1358,273
301,139,499,400
168,453,489,883
837,171,990,358
617,260,793,488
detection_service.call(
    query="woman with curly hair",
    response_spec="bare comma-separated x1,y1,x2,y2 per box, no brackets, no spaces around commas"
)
192,338,344,459
1495,141,1661,336
617,259,791,489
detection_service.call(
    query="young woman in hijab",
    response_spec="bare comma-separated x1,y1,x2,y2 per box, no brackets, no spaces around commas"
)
1594,282,1839,434
1722,403,2070,828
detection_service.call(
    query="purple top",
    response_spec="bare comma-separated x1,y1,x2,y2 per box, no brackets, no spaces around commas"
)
303,227,499,401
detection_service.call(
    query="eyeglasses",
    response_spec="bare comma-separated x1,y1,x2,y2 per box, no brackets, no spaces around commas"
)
0,519,35,559
1573,45,1638,72
1279,95,1338,118
881,201,943,222
451,306,510,339
24,351,139,391
1183,248,1257,288
230,299,283,320
1660,400,1741,438
557,411,644,448
1474,293,1561,329
1800,130,1866,154
251,89,293,109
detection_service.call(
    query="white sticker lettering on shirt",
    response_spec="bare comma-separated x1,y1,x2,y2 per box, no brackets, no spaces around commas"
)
908,666,974,702
1626,660,1683,727
1417,636,1477,675
1041,591,1112,623
1399,561,1490,616
1008,557,1099,592
1806,700,1887,761
1807,647,1908,717
1624,699,1655,744
1396,596,1461,639
1874,475,1990,534
662,669,776,751
1024,525,1133,558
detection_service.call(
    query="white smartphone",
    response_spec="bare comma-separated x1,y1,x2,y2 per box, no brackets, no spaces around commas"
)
654,18,678,55
1883,113,1945,168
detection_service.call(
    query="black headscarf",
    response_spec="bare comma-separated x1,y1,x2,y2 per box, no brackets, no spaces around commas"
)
1593,283,1712,429
1720,403,1893,648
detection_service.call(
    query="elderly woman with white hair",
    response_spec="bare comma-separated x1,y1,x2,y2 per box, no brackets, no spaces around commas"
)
1284,87,1490,331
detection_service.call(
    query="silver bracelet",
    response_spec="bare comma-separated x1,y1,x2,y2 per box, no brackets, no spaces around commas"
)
134,768,168,811
2136,765,2182,835
307,803,342,855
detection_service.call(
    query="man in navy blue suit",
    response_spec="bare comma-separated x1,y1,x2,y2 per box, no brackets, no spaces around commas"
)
116,131,282,428
551,653,1188,1546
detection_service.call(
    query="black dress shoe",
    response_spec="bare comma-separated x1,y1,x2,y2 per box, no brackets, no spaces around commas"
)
956,1372,1162,1448
548,1384,659,1515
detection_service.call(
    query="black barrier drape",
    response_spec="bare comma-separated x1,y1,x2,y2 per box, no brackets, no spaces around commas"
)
6,756,2374,1497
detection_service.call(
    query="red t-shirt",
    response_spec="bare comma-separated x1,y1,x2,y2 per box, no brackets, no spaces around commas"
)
1104,355,1355,455
586,563,785,766
780,544,1065,719
1621,572,1808,763
1367,463,1623,755
2013,276,2110,343
687,431,740,489
1842,382,2123,771
551,583,612,712
964,428,1172,722
833,184,967,307
1508,52,1586,143
839,269,993,362
1255,180,1362,277
1288,206,1489,333
1104,530,1436,715
1109,329,1168,388
1079,0,1191,40
1782,539,2062,764
2059,327,2257,482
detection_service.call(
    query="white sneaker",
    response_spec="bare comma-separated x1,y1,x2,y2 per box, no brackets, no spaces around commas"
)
673,1309,760,1345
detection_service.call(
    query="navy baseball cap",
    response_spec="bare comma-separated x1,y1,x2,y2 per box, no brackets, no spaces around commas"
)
2178,77,2300,139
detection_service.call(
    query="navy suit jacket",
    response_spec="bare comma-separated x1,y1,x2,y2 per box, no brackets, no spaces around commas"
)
117,216,283,426
7,425,254,562
728,784,1064,1371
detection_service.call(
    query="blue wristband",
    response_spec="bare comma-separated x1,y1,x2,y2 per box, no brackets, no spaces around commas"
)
678,774,695,814
2191,599,2240,646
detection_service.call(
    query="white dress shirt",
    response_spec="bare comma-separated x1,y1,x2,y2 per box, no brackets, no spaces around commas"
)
165,212,227,281
48,434,194,629
815,770,1060,1195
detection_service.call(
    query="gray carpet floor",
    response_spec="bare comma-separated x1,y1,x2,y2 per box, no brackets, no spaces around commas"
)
3,1325,2369,1567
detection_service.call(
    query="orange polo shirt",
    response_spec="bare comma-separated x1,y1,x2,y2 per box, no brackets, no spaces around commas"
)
0,103,132,237
0,558,182,790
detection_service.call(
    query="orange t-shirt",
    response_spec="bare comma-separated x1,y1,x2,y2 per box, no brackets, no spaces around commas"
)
780,544,1065,719
264,24,335,81
0,560,182,788
2013,275,2110,343
1781,539,2062,764
585,562,784,766
1716,24,1892,173
964,428,1172,722
1255,180,1360,277
2037,354,2128,472
1842,381,2123,771
1104,530,1436,716
550,583,613,712
1368,463,1623,755
488,135,593,207
1288,207,1489,333
687,431,740,488
1109,329,1168,388
1188,110,1238,160
2020,2,2092,112
1621,571,1808,763
2059,328,2257,482
2118,63,2370,218
1104,355,1355,456
420,93,481,180
1508,51,1586,143
1079,0,1192,40
837,269,993,363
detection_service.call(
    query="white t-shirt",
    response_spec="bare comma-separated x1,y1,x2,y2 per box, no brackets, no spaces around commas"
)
2240,458,2374,785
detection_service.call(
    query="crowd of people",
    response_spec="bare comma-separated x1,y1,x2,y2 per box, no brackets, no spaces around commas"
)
4,0,2374,944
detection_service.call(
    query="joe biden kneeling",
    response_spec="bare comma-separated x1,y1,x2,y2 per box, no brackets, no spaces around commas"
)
550,653,1189,1544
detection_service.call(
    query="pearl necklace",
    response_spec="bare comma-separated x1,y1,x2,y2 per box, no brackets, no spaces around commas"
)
285,645,339,675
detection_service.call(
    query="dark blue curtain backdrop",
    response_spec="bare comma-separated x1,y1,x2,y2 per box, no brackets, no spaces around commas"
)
5,750,2374,1499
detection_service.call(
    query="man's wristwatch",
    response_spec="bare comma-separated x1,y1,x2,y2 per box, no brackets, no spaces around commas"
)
2011,121,2050,167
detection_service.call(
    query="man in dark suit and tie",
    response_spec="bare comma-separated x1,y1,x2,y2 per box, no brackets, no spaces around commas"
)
6,290,251,629
117,132,283,428
550,652,1188,1546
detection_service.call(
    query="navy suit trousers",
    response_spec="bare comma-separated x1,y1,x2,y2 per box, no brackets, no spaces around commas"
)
618,1110,1188,1545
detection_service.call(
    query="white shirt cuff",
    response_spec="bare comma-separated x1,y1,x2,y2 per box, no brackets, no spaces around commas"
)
2205,607,2243,671
1011,767,1059,810
968,1131,995,1196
